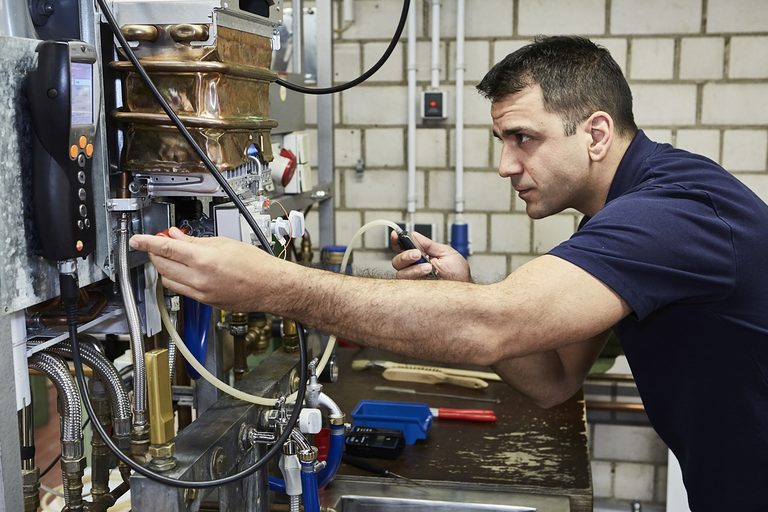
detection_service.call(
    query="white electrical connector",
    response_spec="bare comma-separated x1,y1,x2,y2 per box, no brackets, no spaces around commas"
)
271,210,305,239
298,408,322,434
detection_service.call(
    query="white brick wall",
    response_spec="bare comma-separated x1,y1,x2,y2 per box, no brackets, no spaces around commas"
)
343,169,424,209
341,86,408,125
340,0,410,40
518,0,606,36
707,0,768,33
729,37,768,79
335,128,362,167
722,129,768,172
364,128,404,167
630,38,675,80
592,424,668,463
416,128,447,167
449,212,488,253
333,43,361,83
464,171,511,212
532,215,577,254
736,174,768,204
448,40,490,83
611,0,702,34
679,37,724,80
702,84,768,125
614,462,655,501
591,460,614,498
466,253,507,283
675,129,720,162
363,42,403,82
448,127,491,169
490,214,530,253
592,38,628,73
632,84,697,126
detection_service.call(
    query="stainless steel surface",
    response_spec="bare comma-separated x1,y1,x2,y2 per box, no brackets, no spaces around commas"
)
107,0,283,39
0,1,36,38
130,349,301,511
196,310,225,415
316,0,334,248
322,479,570,512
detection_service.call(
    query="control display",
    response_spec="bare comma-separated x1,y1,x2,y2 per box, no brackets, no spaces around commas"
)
70,62,93,125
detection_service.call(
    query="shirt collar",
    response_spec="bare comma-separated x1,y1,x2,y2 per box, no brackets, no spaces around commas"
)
605,130,659,203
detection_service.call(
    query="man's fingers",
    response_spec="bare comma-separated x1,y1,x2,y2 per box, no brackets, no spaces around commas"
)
395,263,433,280
130,233,198,263
391,249,423,271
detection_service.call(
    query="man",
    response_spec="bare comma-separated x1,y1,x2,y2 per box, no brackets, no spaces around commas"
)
131,36,768,509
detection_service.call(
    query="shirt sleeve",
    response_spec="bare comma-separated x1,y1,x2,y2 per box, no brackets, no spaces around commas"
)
548,186,737,320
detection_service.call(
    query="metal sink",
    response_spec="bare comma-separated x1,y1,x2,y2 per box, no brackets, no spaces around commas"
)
321,477,571,512
335,495,536,511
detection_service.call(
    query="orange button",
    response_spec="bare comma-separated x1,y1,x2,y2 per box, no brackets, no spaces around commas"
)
79,136,87,149
69,145,79,160
76,240,84,252
85,144,94,158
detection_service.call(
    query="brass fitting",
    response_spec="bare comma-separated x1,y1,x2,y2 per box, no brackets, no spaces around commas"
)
60,455,87,474
145,349,177,471
148,441,177,472
282,319,299,353
328,413,346,426
298,446,318,463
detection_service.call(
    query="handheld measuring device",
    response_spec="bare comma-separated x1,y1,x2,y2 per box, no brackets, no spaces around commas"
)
26,40,100,261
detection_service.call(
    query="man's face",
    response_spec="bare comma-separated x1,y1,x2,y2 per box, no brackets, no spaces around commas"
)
492,85,593,219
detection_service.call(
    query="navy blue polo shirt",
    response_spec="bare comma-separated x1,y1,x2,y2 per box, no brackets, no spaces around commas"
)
550,131,768,510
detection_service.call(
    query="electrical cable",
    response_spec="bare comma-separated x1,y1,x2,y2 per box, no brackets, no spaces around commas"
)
64,271,307,489
275,0,410,95
83,0,312,488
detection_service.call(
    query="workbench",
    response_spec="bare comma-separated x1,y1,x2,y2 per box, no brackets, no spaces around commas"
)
319,348,592,512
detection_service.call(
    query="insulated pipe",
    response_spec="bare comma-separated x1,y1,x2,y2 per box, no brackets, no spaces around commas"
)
430,0,441,88
450,0,470,258
406,0,417,226
33,338,132,439
316,422,344,488
291,0,303,74
118,213,148,428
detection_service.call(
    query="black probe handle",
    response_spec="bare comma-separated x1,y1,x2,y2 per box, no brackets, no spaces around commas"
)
396,231,427,265
342,454,390,477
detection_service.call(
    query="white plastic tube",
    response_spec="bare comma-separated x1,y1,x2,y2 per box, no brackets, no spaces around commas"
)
430,0,441,88
406,0,418,227
454,0,465,220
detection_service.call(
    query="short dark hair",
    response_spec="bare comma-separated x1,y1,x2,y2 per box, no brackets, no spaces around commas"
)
476,36,637,137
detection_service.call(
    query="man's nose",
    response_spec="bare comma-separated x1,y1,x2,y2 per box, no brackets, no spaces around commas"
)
498,147,524,178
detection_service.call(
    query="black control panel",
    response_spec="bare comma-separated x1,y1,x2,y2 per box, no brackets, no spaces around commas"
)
26,40,99,261
345,426,405,459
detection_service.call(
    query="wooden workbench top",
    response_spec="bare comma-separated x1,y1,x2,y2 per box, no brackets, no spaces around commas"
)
321,348,592,511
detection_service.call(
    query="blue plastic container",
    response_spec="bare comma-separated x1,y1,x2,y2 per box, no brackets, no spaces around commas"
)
350,400,433,445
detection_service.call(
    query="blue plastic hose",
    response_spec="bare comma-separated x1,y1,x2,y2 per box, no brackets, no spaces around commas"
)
300,460,320,512
269,423,345,493
182,297,212,379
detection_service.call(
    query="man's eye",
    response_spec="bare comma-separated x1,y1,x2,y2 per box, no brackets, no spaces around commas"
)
516,133,531,144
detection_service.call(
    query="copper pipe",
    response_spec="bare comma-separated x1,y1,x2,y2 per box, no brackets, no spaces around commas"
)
586,401,645,413
233,334,247,381
37,292,108,327
118,171,131,199
585,373,635,383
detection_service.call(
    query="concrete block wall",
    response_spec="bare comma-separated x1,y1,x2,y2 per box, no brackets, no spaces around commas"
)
304,0,768,506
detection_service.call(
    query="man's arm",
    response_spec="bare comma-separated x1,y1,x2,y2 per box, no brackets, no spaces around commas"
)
130,229,631,368
492,331,609,408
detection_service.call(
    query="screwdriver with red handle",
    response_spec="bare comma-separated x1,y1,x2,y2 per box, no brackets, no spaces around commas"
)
429,407,497,422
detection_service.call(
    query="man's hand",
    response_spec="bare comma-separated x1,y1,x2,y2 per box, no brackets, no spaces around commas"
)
129,227,278,311
390,230,471,282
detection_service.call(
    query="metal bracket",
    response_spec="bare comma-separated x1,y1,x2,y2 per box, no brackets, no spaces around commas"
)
107,196,151,212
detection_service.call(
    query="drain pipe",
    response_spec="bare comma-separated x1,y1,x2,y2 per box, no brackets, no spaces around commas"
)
450,0,469,258
28,352,85,512
406,0,417,228
117,214,150,455
430,0,441,89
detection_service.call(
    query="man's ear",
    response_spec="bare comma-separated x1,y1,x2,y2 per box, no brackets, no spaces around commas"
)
585,111,614,162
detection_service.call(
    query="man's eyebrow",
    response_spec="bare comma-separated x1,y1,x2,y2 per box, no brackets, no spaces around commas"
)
492,126,530,139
